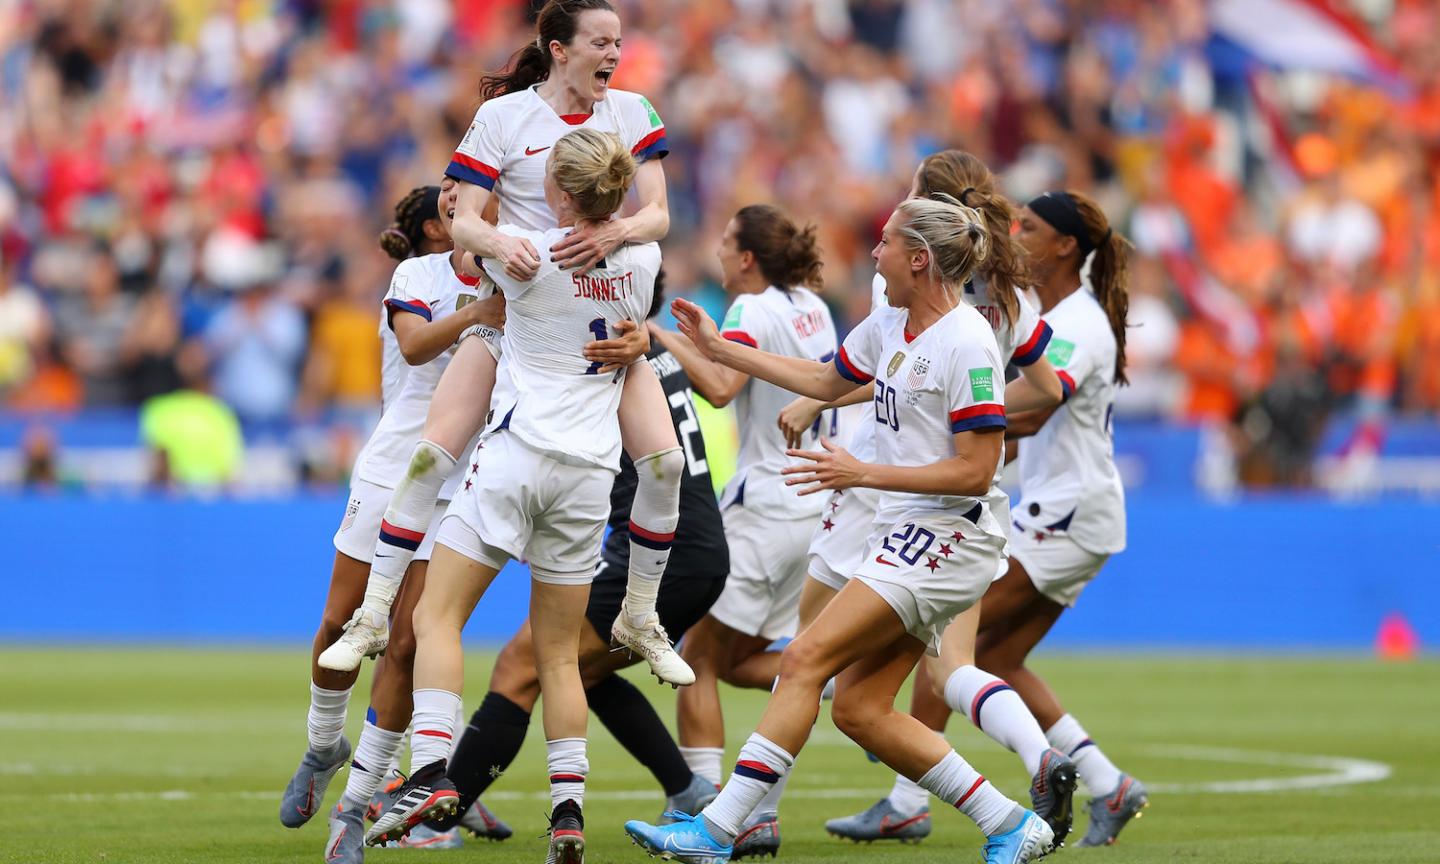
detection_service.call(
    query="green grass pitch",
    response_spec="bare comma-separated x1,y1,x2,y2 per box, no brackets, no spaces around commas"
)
3,649,1437,863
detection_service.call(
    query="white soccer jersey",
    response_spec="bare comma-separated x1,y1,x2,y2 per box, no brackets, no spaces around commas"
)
446,86,668,232
354,252,497,499
719,286,841,520
481,226,659,470
1014,288,1127,555
835,302,1007,524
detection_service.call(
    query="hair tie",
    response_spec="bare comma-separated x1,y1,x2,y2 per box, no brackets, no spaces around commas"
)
535,36,543,50
959,187,976,206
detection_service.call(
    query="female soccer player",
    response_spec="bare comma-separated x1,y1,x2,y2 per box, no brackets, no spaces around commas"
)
277,183,505,854
437,272,728,831
974,190,1147,847
366,129,659,864
645,204,839,823
823,153,1082,846
319,0,690,685
625,196,1054,864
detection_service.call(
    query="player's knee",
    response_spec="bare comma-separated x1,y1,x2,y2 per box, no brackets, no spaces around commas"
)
776,638,829,689
830,689,883,744
635,447,685,488
384,625,416,668
317,608,350,645
489,638,537,700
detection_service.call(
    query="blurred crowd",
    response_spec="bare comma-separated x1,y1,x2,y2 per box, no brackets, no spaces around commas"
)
2,0,1439,490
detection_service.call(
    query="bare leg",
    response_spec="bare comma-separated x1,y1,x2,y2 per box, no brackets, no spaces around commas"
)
312,552,372,691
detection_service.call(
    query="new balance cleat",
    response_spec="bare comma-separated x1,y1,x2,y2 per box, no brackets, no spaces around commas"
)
401,824,464,849
660,774,721,823
459,798,513,840
982,810,1054,864
824,798,931,843
624,811,732,864
1076,774,1148,847
612,608,695,687
1029,748,1077,846
280,736,352,828
325,800,365,863
365,760,460,846
546,799,585,864
318,608,389,672
731,812,779,860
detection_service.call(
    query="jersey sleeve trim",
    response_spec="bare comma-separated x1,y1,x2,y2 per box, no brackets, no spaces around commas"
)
384,297,433,323
1012,320,1053,367
632,127,669,161
721,330,757,348
447,153,500,190
1056,370,1076,401
834,346,873,383
950,403,1007,432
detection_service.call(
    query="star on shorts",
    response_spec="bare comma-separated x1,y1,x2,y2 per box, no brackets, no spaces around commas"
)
925,556,940,572
821,518,834,532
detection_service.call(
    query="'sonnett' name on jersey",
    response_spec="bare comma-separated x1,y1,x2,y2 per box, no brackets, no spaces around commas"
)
720,285,840,521
835,301,1007,524
482,226,660,471
1015,288,1126,555
356,252,496,498
446,86,668,233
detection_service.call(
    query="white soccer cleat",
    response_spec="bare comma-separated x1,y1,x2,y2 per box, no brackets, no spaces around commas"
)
318,608,390,672
611,609,694,687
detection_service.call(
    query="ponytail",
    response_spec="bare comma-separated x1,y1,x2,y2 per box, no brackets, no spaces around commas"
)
914,150,1025,329
1071,192,1130,385
733,204,825,291
378,186,441,261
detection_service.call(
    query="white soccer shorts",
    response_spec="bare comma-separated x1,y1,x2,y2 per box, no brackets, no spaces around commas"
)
1009,526,1109,607
333,477,446,563
805,486,881,592
435,430,612,585
707,504,814,641
851,506,1006,656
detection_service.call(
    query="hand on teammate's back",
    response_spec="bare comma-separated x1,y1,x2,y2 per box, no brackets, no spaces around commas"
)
552,219,625,274
499,234,541,281
582,318,650,373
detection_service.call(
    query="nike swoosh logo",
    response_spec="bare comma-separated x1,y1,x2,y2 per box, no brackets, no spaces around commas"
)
525,146,551,156
874,554,898,568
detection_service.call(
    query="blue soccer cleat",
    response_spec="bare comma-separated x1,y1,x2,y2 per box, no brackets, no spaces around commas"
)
625,810,733,864
982,810,1054,864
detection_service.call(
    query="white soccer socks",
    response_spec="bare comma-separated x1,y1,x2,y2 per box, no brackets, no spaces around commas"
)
546,737,589,809
410,688,462,770
361,439,456,619
918,751,1022,836
944,665,1050,776
702,734,794,843
680,746,725,787
307,682,353,752
622,448,683,625
1045,713,1123,796
341,711,405,807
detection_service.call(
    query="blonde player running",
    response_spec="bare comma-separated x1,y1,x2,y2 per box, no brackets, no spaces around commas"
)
279,184,508,861
821,153,1084,846
646,205,839,825
625,196,1053,864
319,0,689,685
366,130,658,864
973,190,1147,847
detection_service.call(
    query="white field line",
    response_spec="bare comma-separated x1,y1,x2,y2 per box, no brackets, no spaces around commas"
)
16,743,1395,805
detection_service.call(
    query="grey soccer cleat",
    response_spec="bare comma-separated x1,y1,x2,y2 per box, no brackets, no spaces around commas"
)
324,800,365,863
731,811,780,860
1029,747,1078,846
824,798,931,843
1076,774,1149,847
400,824,464,849
459,798,513,840
280,736,352,828
659,773,721,824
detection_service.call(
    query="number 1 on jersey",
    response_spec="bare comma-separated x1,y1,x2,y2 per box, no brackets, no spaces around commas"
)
584,317,608,375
